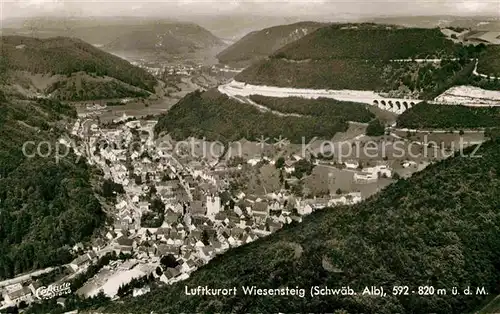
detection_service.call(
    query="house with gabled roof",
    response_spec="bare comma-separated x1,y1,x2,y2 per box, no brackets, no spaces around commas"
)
155,227,170,242
159,267,181,284
92,239,107,252
69,254,91,272
157,244,179,256
266,219,283,233
189,200,206,216
197,245,214,262
4,287,32,306
114,236,135,254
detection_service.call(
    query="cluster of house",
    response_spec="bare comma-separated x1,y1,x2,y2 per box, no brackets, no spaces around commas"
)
1,280,43,308
69,250,100,272
342,160,393,184
65,118,372,293
164,64,202,76
210,64,244,74
130,59,203,77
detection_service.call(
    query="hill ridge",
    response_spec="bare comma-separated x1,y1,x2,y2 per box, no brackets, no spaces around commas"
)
0,35,157,100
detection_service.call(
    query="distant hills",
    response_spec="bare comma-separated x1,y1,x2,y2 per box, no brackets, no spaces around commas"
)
0,36,157,100
1,18,225,59
368,15,500,31
102,22,224,55
216,21,326,66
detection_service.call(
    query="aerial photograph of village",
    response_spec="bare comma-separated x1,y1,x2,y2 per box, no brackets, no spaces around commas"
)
0,0,500,313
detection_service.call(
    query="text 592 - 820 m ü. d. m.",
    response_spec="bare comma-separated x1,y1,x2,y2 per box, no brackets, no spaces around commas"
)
35,283,72,300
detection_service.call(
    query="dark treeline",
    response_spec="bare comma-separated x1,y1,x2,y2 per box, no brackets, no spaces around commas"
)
249,95,374,122
46,78,150,101
476,45,500,77
0,96,104,279
397,102,500,129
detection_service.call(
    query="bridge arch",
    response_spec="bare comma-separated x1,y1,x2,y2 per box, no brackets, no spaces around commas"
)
396,101,401,110
373,100,379,106
388,100,394,108
410,102,415,106
381,100,386,106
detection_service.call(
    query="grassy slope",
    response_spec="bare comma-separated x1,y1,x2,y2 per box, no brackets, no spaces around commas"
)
103,139,500,314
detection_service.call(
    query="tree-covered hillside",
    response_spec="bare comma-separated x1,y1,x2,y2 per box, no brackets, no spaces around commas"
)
249,95,374,122
397,102,500,129
45,74,150,101
235,23,497,96
476,45,500,78
0,36,157,92
271,24,460,61
0,96,104,279
238,58,388,90
101,139,500,314
154,89,358,143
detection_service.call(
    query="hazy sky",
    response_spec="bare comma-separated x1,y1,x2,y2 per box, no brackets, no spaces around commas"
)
1,0,499,21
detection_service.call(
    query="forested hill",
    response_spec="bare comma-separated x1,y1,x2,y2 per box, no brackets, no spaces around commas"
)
153,89,373,143
101,138,500,314
0,94,104,279
270,24,459,61
234,23,496,97
216,21,326,66
396,102,500,129
0,36,157,99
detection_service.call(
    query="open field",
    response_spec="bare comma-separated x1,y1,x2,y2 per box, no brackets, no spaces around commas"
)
73,77,201,122
75,98,178,122
393,129,486,146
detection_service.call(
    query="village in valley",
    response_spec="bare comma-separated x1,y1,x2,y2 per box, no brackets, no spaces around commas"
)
0,12,497,313
1,107,433,308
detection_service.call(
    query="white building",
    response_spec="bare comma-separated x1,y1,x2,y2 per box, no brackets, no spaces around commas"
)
354,165,392,183
344,160,359,170
206,195,222,217
329,192,363,206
